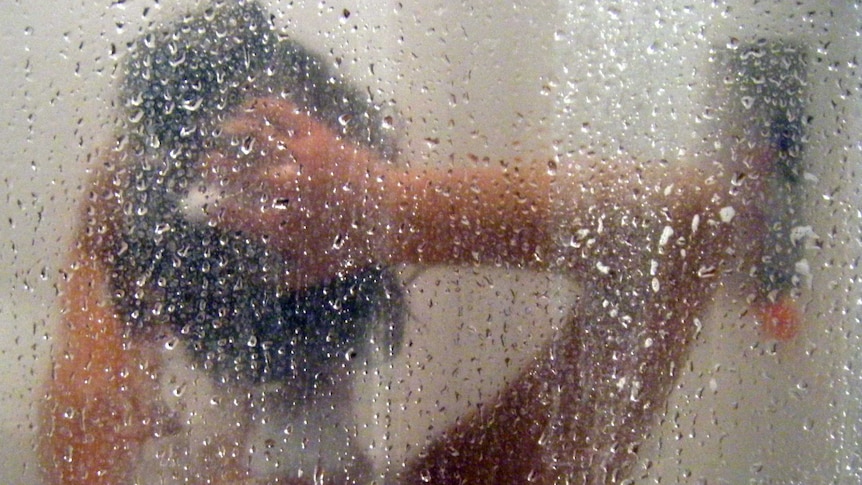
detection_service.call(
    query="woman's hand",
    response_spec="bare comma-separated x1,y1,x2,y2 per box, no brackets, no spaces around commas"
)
202,98,386,289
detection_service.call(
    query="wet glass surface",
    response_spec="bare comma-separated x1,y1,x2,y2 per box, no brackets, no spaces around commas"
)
2,1,861,483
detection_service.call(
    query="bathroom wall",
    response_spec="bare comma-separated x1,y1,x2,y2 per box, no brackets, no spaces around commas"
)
1,3,118,482
1,0,859,483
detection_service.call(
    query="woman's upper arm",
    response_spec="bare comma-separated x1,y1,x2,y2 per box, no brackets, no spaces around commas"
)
40,163,156,485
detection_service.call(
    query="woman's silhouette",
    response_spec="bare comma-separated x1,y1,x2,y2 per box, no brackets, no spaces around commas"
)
39,2,786,483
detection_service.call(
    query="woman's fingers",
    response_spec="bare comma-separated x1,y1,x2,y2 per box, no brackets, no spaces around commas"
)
211,97,374,191
200,99,386,288
220,97,338,167
221,98,316,139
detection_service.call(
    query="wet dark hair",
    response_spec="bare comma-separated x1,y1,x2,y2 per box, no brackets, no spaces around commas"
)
109,0,404,390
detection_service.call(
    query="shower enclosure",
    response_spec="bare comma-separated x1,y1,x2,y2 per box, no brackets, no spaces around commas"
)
2,1,860,483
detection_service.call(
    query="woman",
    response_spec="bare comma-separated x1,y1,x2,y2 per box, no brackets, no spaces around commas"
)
40,2,778,483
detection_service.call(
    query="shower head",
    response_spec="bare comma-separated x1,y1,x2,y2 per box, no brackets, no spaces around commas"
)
715,39,809,340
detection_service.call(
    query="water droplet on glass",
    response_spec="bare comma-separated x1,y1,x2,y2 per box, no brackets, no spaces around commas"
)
128,109,144,123
697,265,717,278
169,51,187,68
154,222,171,235
313,464,326,485
659,225,674,247
241,136,255,155
719,206,736,223
332,234,345,250
181,97,203,112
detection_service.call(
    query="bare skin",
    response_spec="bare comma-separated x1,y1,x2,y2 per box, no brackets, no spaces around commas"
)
41,98,769,484
205,98,558,289
207,98,724,285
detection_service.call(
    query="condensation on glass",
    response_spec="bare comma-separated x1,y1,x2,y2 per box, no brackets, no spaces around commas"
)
1,1,860,484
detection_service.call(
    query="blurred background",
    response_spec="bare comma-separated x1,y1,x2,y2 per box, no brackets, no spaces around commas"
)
1,0,860,482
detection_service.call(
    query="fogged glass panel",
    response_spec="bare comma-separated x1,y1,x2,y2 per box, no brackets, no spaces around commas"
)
3,1,860,483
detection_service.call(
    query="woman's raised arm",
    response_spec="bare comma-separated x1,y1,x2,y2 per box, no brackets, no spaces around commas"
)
208,98,737,287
